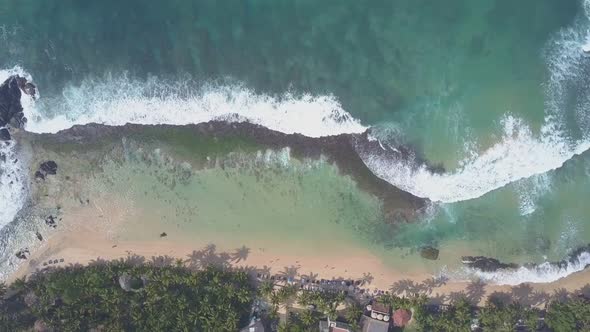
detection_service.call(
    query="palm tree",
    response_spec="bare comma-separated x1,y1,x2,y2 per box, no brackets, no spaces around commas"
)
11,276,27,292
259,280,275,299
299,309,317,328
345,303,363,325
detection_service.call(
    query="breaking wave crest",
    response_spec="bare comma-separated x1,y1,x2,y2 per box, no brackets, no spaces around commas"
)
22,74,366,138
358,0,590,203
0,67,31,229
457,250,590,285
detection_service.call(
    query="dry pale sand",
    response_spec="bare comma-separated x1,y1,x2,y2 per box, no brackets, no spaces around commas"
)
10,196,590,306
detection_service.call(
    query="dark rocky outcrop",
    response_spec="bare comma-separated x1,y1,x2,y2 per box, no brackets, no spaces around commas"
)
461,256,518,272
118,273,147,292
15,248,30,260
34,171,45,180
462,244,590,273
0,128,10,141
420,246,439,260
44,215,57,228
39,161,58,175
0,75,35,129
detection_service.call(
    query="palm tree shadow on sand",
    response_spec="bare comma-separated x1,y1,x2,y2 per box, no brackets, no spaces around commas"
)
231,245,250,263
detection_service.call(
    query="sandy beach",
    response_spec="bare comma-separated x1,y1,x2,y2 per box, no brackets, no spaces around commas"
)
9,195,590,307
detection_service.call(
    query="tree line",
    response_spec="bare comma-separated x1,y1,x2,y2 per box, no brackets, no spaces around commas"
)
0,257,589,331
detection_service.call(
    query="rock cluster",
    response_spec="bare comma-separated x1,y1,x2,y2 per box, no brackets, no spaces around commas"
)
44,215,58,229
0,75,35,130
15,248,30,260
461,256,518,272
35,161,58,180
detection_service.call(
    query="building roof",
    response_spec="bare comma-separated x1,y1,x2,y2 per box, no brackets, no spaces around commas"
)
239,320,265,332
319,320,354,332
371,303,391,315
361,316,390,332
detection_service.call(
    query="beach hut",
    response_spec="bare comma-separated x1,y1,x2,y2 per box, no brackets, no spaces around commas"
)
392,309,411,327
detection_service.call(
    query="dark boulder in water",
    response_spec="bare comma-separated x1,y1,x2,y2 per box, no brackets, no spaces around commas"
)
15,248,30,260
40,161,58,175
461,256,518,272
0,128,10,141
420,246,440,260
0,75,34,129
44,215,57,228
34,170,45,180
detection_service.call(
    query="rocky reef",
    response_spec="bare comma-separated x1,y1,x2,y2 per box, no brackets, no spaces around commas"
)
20,121,428,222
462,244,590,274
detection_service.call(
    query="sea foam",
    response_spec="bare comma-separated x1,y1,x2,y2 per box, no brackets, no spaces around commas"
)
0,67,32,229
22,75,367,138
359,116,590,202
456,250,590,285
357,0,590,203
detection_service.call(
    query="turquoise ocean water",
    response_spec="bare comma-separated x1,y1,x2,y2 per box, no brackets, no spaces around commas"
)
1,0,590,283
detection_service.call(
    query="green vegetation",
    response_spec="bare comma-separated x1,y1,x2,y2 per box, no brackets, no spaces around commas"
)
545,297,590,332
0,260,255,331
1,258,590,332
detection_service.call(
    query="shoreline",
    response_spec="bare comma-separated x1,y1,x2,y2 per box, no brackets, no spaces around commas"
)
1,119,588,302
12,233,590,307
9,201,590,307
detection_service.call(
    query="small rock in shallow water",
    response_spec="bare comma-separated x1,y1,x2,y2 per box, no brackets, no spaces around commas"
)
44,215,57,228
15,248,30,260
40,161,58,175
0,128,10,141
34,171,45,180
420,246,440,260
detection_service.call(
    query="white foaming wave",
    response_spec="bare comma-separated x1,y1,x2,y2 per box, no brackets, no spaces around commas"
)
359,0,590,203
456,251,590,285
0,141,27,229
361,116,590,202
515,173,552,216
23,75,366,138
0,67,32,229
